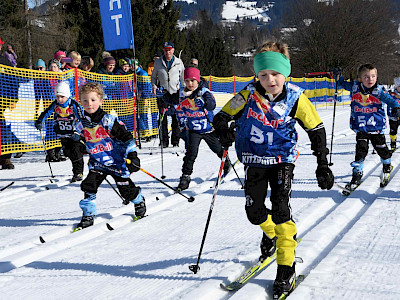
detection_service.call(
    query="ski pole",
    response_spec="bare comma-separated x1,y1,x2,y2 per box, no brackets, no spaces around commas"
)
150,110,166,155
104,177,125,202
159,110,166,179
39,130,55,182
189,149,228,274
125,159,195,202
329,71,339,166
229,158,244,189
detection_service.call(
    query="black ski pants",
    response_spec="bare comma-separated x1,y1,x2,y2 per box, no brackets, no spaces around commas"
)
61,137,86,175
182,131,224,175
354,132,391,162
81,169,140,204
389,119,400,137
244,163,295,226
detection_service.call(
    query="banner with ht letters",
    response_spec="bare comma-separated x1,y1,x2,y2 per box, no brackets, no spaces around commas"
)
98,0,134,51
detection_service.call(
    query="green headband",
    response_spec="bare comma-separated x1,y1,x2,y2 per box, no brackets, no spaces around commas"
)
253,51,291,78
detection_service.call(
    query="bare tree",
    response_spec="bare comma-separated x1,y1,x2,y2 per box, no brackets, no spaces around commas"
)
283,0,400,83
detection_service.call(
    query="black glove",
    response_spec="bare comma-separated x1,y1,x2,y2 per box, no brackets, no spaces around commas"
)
126,152,140,173
217,123,236,149
316,164,334,190
35,121,42,131
332,67,342,78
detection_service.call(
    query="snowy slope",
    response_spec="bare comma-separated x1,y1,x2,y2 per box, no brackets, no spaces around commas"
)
1,104,400,299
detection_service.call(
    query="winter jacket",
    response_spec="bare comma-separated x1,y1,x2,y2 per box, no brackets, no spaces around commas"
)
337,76,400,133
151,55,185,94
213,81,329,168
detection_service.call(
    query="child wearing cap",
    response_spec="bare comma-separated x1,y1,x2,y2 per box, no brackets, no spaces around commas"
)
35,81,86,182
115,57,131,75
71,82,145,229
388,77,400,152
213,40,334,298
174,67,230,191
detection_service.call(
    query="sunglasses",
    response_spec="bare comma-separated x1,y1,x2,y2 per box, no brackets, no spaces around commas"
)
37,67,45,70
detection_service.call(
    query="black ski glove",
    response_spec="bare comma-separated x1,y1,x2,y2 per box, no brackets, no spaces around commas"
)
215,123,236,149
126,151,140,173
35,121,42,131
316,164,334,190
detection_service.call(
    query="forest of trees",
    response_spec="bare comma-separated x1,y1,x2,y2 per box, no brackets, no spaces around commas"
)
1,0,400,82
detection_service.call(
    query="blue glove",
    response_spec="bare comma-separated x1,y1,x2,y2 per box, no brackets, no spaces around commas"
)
71,132,81,142
194,97,205,108
35,121,42,131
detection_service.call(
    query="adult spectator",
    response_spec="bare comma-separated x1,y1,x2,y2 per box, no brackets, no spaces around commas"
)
4,45,17,67
80,56,94,72
189,58,198,68
147,51,162,76
97,56,116,75
151,41,185,147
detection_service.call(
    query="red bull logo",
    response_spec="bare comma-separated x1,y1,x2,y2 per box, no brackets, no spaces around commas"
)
181,98,199,110
247,107,283,129
352,93,381,106
83,125,110,143
55,106,73,117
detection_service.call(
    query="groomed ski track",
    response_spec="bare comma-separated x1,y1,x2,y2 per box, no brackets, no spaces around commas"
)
1,107,400,299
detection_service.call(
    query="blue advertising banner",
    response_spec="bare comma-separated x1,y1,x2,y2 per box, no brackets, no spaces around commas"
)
98,0,135,51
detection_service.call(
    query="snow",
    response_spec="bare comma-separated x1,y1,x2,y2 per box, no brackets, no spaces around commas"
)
221,0,271,22
1,104,400,299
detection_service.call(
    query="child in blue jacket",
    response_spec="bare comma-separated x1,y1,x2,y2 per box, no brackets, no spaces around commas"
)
72,82,146,229
35,81,85,182
335,64,400,191
175,67,230,191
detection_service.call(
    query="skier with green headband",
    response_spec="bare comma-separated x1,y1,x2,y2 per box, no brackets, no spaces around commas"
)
213,40,334,298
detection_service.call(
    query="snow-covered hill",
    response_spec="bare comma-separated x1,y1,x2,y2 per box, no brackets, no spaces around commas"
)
1,105,400,299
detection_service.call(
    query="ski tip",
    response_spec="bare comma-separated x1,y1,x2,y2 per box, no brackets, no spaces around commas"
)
106,223,114,231
39,236,45,243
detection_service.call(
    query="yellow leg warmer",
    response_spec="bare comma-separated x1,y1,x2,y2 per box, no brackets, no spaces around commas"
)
275,220,297,266
259,215,276,239
390,135,397,142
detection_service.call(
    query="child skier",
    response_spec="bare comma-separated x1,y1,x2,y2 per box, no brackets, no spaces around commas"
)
387,77,400,152
334,64,400,193
72,82,145,229
175,67,230,191
213,41,334,298
35,81,85,182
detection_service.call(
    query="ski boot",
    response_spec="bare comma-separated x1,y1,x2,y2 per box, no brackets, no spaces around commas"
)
177,174,191,191
381,164,393,187
134,198,146,218
76,215,94,229
71,173,83,183
259,234,277,262
0,158,15,169
391,141,397,153
273,263,296,300
343,171,363,196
